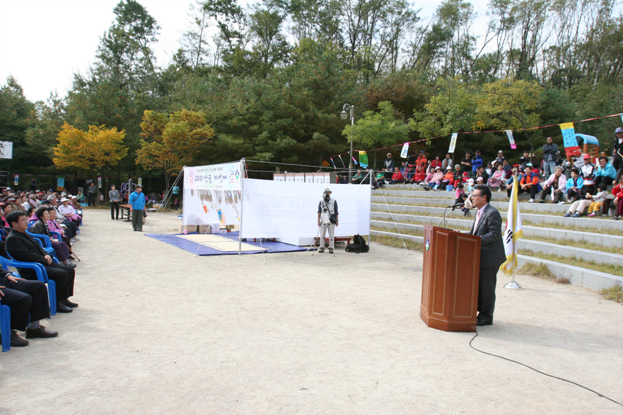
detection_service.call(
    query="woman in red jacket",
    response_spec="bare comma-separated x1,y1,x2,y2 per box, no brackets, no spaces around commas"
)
611,176,623,219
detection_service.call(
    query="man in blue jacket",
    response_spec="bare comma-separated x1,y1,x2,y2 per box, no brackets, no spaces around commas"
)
129,184,146,232
595,156,617,187
471,149,484,174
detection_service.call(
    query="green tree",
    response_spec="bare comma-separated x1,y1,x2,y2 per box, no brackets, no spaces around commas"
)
136,109,214,190
0,76,36,174
475,78,543,155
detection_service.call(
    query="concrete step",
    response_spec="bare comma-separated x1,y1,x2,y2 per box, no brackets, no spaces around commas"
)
370,229,623,290
371,212,623,248
375,188,511,200
371,203,623,231
371,220,623,266
371,196,569,213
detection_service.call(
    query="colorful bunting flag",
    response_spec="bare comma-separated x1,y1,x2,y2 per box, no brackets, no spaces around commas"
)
322,159,330,167
505,130,517,149
400,142,409,158
359,151,368,168
448,133,458,153
560,122,580,157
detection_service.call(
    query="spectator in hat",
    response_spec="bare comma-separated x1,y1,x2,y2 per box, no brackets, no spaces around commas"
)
317,188,338,254
519,150,532,171
129,184,146,231
494,150,507,166
58,198,82,226
426,166,444,190
594,156,617,188
383,153,394,181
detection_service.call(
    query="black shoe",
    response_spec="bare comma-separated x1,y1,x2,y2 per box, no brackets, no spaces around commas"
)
26,325,59,339
64,299,79,308
68,256,76,260
57,302,73,313
10,331,29,347
476,318,493,326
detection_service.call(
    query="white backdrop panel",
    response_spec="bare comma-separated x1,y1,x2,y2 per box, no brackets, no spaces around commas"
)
240,179,370,239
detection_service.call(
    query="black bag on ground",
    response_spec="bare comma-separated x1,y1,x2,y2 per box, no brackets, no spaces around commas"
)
345,234,369,253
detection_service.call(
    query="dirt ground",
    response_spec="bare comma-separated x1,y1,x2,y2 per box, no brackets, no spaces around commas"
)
0,209,621,415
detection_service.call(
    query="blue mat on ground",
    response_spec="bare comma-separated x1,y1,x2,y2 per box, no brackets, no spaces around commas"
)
145,231,308,256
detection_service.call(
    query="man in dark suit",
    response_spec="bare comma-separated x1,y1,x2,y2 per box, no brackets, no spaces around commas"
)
5,211,77,313
469,185,506,326
0,268,58,347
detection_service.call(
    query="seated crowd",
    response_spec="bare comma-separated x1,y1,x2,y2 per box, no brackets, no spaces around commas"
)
0,188,83,348
356,142,622,219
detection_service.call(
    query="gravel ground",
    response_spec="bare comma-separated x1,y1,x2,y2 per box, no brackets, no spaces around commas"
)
0,209,621,415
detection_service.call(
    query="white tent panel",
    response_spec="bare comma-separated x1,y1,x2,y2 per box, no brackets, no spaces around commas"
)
240,179,370,245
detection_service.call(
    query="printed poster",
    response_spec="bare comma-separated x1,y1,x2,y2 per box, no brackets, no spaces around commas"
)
448,133,458,153
560,122,580,157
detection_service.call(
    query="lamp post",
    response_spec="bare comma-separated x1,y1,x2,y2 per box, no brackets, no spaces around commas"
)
341,103,355,181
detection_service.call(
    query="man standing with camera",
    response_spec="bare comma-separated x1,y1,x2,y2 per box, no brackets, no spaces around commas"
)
317,188,339,254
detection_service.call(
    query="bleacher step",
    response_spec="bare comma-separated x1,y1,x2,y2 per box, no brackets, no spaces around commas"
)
371,212,623,248
371,203,622,231
370,230,623,290
371,220,623,267
372,196,568,213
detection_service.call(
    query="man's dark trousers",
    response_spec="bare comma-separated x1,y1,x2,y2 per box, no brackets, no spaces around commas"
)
18,264,75,303
1,280,50,331
132,209,143,231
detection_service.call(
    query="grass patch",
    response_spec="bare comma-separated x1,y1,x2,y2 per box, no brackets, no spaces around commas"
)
520,250,623,277
519,262,556,280
371,225,424,237
599,286,623,303
370,233,423,252
521,234,621,254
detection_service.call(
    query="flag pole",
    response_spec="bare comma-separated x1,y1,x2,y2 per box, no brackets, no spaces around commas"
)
504,244,521,289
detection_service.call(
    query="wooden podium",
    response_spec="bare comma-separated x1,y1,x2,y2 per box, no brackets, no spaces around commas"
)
420,225,481,332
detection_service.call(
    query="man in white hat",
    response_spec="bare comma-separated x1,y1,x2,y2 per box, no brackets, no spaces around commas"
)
317,188,338,254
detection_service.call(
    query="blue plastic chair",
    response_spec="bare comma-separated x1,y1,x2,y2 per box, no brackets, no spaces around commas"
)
26,231,57,259
0,300,10,352
0,256,57,316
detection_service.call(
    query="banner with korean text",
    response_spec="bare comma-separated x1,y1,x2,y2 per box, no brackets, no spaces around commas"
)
560,123,580,157
183,161,243,226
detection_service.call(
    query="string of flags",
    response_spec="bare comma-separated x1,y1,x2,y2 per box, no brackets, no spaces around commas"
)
326,111,623,163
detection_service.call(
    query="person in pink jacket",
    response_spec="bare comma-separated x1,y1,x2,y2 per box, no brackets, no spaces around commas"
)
539,166,567,203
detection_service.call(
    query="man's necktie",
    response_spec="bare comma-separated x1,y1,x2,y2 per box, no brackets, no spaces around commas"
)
472,209,483,235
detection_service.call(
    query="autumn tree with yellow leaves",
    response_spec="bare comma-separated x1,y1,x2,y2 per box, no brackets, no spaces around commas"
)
136,109,213,191
53,123,129,191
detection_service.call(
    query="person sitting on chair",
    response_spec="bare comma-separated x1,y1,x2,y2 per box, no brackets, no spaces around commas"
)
0,267,58,347
5,211,77,313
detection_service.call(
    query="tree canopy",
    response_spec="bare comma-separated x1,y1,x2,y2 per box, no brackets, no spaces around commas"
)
3,0,623,190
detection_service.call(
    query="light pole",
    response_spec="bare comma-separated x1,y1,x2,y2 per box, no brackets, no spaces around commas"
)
341,103,355,181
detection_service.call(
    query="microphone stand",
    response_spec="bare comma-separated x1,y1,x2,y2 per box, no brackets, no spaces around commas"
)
438,205,457,229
